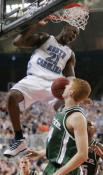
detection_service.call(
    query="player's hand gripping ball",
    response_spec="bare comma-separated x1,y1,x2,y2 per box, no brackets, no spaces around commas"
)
51,77,69,100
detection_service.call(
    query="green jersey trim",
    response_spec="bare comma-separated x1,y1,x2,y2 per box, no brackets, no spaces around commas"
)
63,106,86,140
57,131,70,164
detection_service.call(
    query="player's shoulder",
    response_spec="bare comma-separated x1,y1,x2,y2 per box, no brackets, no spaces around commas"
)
71,50,75,57
65,106,86,116
66,108,86,125
70,111,86,120
70,113,87,131
36,32,50,42
34,32,50,47
66,110,87,131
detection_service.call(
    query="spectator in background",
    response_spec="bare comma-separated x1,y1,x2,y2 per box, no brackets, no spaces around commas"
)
37,122,49,133
18,157,35,175
0,159,17,175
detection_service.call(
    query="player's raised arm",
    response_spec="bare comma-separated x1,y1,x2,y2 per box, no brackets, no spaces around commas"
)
13,19,49,48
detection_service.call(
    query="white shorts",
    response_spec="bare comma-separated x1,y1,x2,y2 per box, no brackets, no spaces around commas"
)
11,75,54,110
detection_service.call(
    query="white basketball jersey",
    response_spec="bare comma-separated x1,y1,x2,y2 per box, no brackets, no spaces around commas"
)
27,35,72,80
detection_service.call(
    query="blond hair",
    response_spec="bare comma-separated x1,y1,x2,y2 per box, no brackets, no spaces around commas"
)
71,78,91,102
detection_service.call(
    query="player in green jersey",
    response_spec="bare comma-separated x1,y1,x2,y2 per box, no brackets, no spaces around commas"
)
25,120,103,175
43,77,91,175
25,77,92,175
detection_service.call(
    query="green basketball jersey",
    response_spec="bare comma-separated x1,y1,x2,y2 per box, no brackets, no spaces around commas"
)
46,106,85,175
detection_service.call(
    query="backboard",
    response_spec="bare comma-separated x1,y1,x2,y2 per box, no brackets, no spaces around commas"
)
0,0,75,39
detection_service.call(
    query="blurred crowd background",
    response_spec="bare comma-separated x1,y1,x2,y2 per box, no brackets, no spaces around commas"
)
0,91,103,175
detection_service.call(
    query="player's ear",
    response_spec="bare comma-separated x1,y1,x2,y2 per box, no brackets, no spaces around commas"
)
62,90,66,99
63,86,73,99
69,89,74,96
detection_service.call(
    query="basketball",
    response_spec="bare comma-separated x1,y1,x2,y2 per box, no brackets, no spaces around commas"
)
51,77,69,100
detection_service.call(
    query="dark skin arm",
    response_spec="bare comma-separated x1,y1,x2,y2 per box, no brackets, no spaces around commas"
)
62,51,76,77
54,52,76,111
13,19,49,48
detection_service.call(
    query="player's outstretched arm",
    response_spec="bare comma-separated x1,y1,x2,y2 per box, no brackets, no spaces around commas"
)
13,19,49,48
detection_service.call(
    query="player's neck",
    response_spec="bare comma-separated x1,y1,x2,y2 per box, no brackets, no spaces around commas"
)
64,98,79,108
56,35,66,45
20,170,30,175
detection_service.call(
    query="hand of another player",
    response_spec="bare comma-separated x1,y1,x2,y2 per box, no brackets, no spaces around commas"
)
24,148,41,159
24,148,46,161
28,18,49,30
90,145,103,158
38,18,49,26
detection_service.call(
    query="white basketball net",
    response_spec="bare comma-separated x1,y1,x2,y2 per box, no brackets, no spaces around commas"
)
25,0,56,17
49,4,89,30
25,1,89,30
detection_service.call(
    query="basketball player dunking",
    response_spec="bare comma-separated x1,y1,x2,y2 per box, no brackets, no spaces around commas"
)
4,19,79,157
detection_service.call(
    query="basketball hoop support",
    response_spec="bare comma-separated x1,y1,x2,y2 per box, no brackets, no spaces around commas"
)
0,0,75,38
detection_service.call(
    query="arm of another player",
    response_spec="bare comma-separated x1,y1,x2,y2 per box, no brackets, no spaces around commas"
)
53,112,88,175
53,53,76,112
13,19,49,48
62,51,76,77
